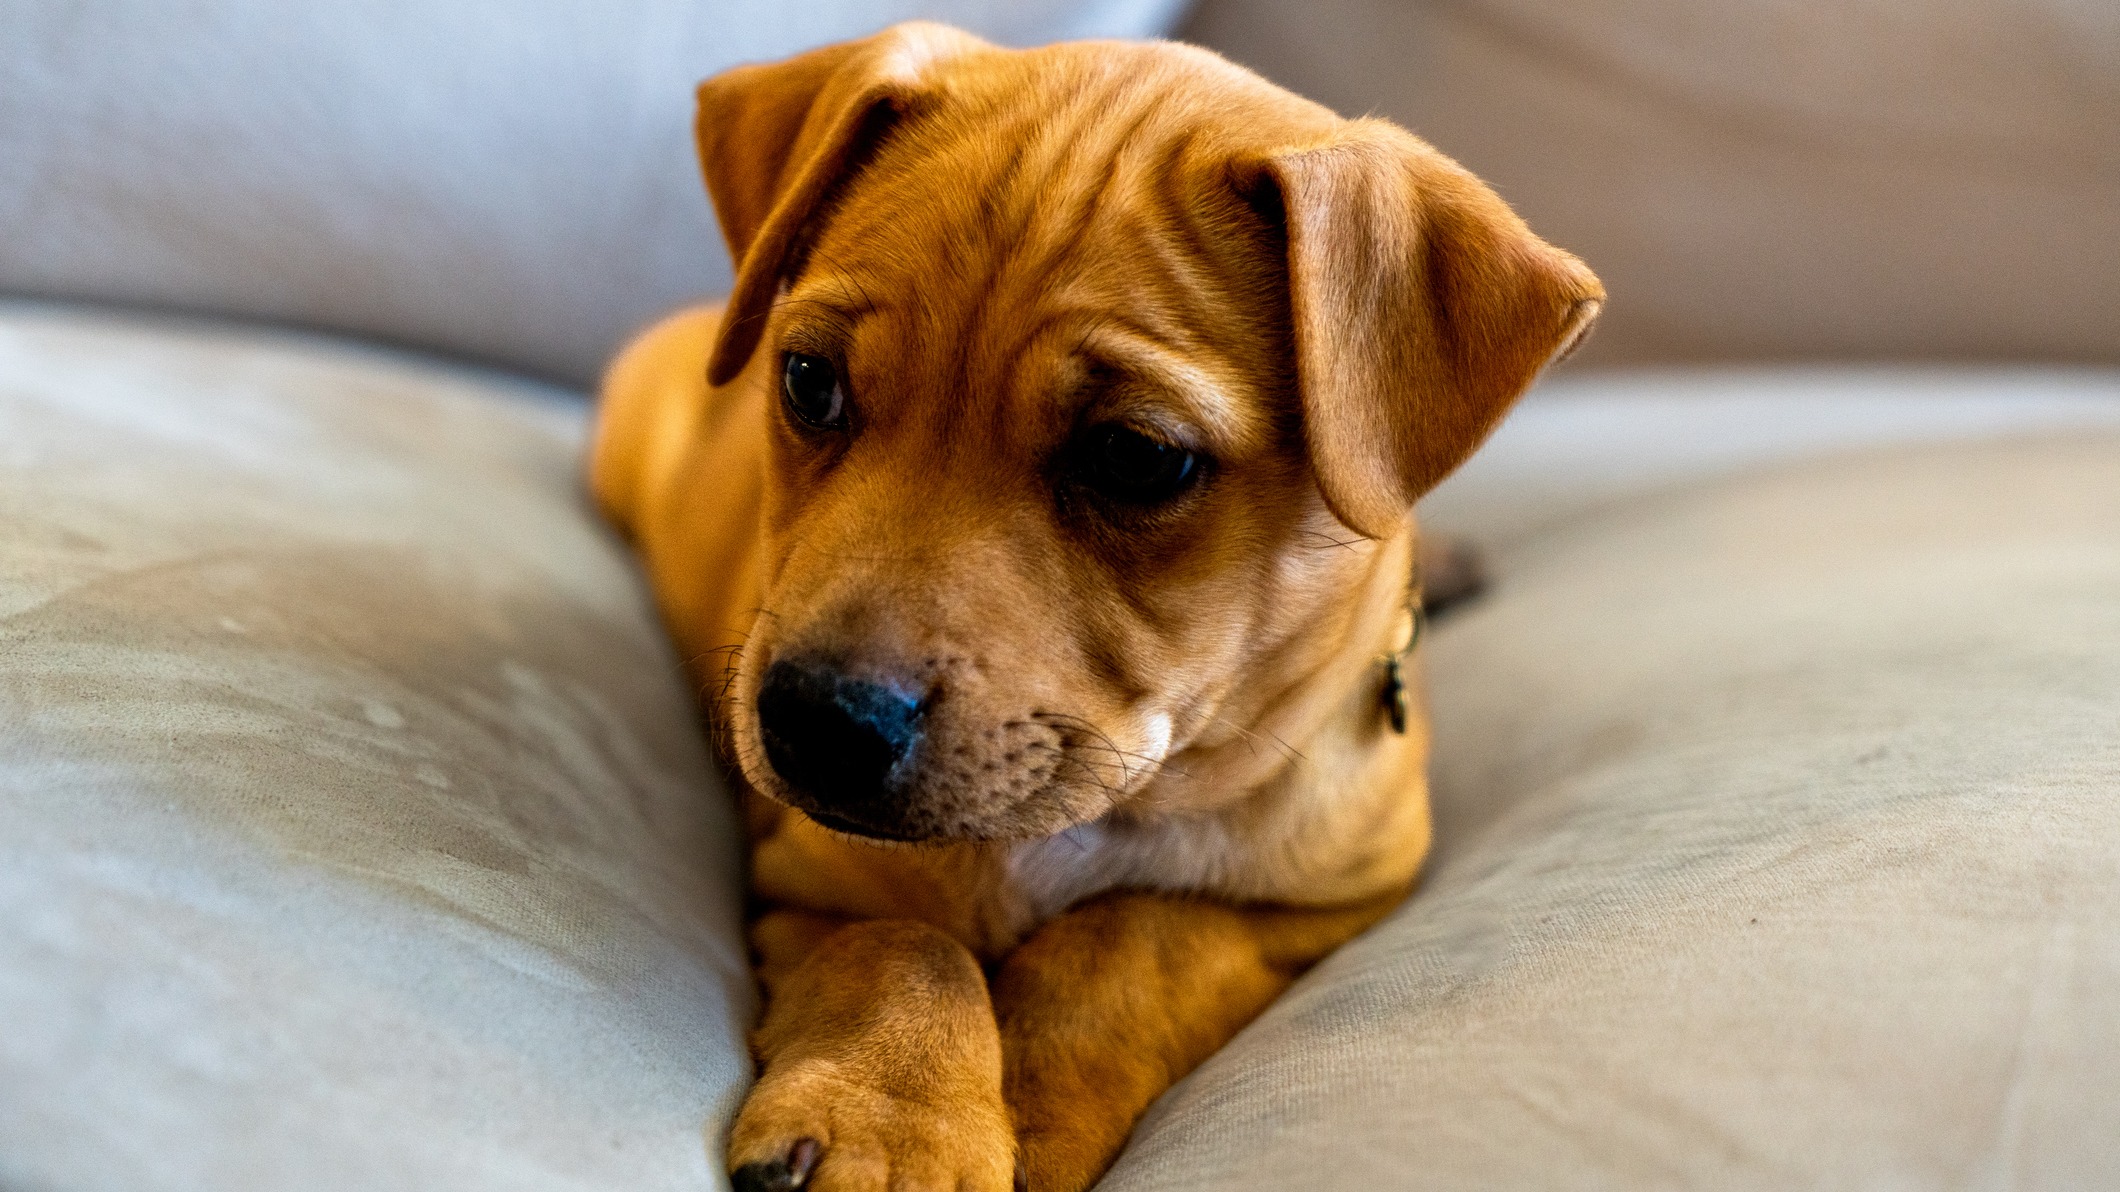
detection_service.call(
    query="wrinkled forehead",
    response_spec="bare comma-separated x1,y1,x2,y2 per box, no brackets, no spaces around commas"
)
774,57,1291,451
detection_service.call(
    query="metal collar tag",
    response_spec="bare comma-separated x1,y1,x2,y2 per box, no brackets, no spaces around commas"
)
1378,568,1425,735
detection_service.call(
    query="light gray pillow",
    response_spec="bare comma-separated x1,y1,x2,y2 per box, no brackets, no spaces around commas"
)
1104,431,2120,1188
1424,367,2120,545
0,0,1189,385
0,300,750,1192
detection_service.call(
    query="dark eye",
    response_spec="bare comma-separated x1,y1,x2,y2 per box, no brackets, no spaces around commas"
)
1071,423,1201,505
781,353,846,430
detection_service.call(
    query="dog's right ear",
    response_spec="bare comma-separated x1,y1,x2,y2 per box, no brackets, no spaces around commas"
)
697,22,986,386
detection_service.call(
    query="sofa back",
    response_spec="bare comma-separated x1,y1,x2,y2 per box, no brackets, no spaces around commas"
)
1183,0,2120,368
0,0,1187,385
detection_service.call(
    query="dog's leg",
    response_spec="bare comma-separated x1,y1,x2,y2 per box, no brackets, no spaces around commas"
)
728,911,1016,1192
994,890,1404,1192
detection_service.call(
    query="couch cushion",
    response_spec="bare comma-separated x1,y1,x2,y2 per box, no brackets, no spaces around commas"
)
1103,430,2120,1188
0,0,1188,386
1424,366,2120,543
0,302,750,1191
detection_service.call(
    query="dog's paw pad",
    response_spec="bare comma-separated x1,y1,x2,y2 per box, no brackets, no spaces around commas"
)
731,1137,821,1192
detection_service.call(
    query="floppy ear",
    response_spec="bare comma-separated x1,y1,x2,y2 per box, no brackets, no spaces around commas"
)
696,21,986,386
1239,121,1604,539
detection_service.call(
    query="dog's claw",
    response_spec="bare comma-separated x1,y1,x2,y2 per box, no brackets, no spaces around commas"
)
731,1137,822,1192
787,1138,821,1183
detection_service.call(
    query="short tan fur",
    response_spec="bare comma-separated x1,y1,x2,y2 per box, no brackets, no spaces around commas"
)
592,22,1599,1191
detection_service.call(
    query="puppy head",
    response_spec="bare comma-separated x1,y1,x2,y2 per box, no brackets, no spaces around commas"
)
681,24,1600,842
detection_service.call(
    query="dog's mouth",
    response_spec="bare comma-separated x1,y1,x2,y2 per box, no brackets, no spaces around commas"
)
795,804,928,843
740,649,1144,843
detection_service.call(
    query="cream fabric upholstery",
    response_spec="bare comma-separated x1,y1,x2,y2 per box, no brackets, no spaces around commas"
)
1103,427,2120,1188
0,302,749,1191
0,0,1188,385
1425,367,2120,543
1180,0,2120,368
6,300,2118,1188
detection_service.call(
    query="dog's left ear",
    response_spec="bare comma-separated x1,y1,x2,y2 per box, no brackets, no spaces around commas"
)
696,21,987,386
1237,121,1604,539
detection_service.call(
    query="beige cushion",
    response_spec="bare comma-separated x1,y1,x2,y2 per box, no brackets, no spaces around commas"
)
0,302,750,1191
10,297,2119,1188
1103,429,2120,1187
0,0,1187,385
1427,366,2120,543
1181,0,2120,367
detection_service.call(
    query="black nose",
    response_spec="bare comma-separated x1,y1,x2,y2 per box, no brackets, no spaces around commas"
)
756,658,925,835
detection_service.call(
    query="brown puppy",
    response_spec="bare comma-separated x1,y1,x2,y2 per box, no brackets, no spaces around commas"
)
591,22,1599,1192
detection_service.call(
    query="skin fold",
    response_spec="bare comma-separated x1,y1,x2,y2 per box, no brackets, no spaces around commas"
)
590,22,1600,1192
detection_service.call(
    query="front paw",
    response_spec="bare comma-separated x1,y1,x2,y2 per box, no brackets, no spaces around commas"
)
728,1059,1016,1192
